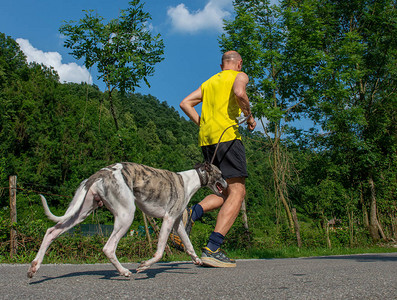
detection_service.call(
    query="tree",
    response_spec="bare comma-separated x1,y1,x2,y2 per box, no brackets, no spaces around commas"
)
283,0,397,241
59,0,165,134
219,0,300,233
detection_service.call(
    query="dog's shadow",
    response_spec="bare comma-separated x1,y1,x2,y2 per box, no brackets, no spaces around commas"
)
29,262,195,285
135,262,196,281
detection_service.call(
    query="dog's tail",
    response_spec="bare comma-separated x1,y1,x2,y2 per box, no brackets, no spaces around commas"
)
40,179,90,223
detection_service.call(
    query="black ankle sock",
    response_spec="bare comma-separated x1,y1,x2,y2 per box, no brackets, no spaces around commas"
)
191,204,204,222
206,231,225,252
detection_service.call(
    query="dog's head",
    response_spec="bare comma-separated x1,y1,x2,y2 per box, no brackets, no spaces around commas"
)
195,162,228,197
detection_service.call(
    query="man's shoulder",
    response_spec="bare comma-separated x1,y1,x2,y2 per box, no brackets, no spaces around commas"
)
235,71,249,83
236,71,248,78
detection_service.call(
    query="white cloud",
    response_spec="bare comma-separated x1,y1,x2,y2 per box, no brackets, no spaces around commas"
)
167,0,233,34
16,38,92,84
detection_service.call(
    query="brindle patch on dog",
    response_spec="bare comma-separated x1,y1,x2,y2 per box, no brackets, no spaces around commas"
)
120,163,186,217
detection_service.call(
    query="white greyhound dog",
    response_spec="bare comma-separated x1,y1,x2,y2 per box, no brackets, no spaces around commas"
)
27,162,227,278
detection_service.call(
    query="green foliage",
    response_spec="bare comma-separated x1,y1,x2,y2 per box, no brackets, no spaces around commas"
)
1,0,396,262
283,0,397,241
59,0,164,94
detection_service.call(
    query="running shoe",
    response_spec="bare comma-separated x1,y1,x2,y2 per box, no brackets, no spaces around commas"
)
201,247,236,268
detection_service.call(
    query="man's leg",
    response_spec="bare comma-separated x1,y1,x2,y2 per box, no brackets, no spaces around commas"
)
201,177,246,267
205,177,245,251
213,177,245,236
198,194,225,213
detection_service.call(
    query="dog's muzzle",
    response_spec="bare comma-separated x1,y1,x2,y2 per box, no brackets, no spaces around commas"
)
215,178,228,196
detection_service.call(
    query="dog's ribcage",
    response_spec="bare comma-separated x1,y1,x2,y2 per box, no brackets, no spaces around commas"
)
86,163,186,218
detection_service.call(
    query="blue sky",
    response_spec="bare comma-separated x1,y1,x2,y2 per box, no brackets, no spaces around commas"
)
0,0,237,116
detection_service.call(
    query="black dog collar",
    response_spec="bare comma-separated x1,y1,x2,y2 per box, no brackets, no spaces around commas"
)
195,167,208,186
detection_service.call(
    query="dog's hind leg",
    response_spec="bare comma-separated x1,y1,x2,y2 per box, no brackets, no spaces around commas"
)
136,214,175,273
102,207,135,277
28,194,98,278
27,210,92,278
27,223,67,278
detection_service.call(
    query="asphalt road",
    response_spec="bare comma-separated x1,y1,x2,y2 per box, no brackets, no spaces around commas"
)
1,252,396,299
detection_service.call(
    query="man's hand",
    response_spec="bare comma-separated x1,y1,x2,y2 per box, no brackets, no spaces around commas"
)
247,116,256,131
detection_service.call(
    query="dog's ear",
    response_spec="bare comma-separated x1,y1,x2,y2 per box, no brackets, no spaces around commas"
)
194,162,203,170
204,161,212,172
194,162,212,173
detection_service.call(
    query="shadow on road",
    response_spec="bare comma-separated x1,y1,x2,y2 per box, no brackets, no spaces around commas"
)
28,262,195,285
135,262,196,280
304,253,397,262
29,269,126,285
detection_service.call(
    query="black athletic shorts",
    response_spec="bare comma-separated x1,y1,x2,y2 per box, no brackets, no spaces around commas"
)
201,139,248,179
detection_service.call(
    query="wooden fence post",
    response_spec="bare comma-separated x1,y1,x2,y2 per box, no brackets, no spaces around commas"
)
292,208,302,248
241,199,249,231
9,175,17,258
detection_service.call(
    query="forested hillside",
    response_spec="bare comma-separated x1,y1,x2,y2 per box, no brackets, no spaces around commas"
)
1,0,396,262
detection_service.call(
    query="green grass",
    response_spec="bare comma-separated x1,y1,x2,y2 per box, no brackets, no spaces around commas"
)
155,244,397,264
2,244,396,264
228,245,397,260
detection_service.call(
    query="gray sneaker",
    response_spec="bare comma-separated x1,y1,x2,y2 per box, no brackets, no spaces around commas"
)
201,247,236,268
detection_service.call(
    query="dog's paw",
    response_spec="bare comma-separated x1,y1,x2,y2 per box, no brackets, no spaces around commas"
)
136,262,150,273
119,268,132,277
192,257,203,266
27,269,36,278
27,261,38,278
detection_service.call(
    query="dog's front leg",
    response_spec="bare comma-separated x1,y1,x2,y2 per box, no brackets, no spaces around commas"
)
174,220,202,266
136,215,174,273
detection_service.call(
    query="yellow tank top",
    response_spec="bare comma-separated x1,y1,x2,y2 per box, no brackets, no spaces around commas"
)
199,70,242,146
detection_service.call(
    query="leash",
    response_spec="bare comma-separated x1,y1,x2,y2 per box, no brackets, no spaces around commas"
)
210,114,252,164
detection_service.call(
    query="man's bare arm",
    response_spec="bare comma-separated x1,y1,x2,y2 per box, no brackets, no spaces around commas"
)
180,87,202,126
233,72,256,130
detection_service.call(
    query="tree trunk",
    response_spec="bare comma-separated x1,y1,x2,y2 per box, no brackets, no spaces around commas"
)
278,183,294,231
368,177,387,241
392,215,397,240
9,176,17,258
377,218,387,241
292,208,302,248
326,222,332,249
107,89,120,132
107,88,127,160
323,214,332,249
360,183,369,228
348,208,354,247
369,177,380,240
272,135,294,232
